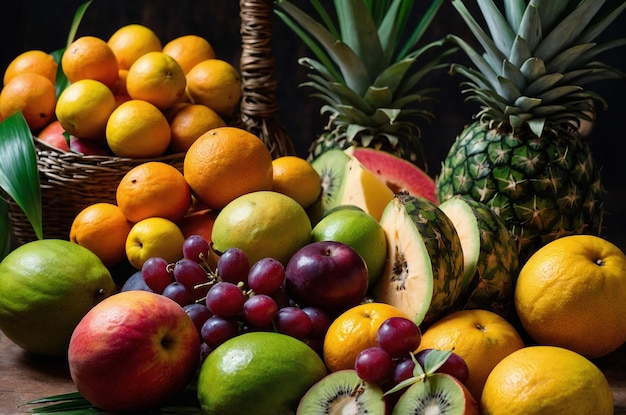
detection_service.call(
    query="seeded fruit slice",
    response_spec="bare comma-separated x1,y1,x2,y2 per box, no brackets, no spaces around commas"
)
373,194,465,326
439,195,519,316
392,373,479,415
310,149,351,213
296,369,386,415
333,157,394,221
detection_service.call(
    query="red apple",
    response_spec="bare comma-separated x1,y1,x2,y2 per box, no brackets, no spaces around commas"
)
38,120,70,151
69,136,109,155
285,241,368,315
68,291,201,412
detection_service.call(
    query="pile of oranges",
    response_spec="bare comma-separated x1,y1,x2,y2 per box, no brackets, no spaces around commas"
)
0,23,239,158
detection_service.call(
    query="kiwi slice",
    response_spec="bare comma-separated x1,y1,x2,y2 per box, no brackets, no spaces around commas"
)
297,369,386,415
310,149,350,213
392,373,478,415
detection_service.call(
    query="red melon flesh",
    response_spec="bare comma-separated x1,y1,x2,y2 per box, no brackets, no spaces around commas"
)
346,147,438,204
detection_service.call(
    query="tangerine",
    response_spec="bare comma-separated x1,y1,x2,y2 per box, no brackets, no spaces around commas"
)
62,36,119,89
0,72,56,130
169,103,225,153
271,156,322,208
185,59,241,116
126,51,186,109
3,49,57,85
107,23,162,70
162,34,216,74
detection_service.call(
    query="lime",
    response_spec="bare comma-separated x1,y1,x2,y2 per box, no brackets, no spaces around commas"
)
197,331,327,415
211,191,312,266
0,239,117,356
312,206,387,285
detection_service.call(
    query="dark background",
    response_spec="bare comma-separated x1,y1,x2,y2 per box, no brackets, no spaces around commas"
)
2,0,624,251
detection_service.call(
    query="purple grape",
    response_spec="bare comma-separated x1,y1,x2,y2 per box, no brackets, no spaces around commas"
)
376,317,422,358
141,257,172,294
392,357,416,385
354,346,394,384
247,258,285,295
182,234,210,263
173,258,210,296
415,349,470,384
162,282,192,306
205,282,245,317
217,248,250,285
120,271,153,293
301,306,331,339
200,316,240,349
274,306,312,340
243,294,278,328
270,286,293,309
183,303,213,334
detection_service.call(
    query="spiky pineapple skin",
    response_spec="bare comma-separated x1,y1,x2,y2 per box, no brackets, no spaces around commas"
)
436,122,604,262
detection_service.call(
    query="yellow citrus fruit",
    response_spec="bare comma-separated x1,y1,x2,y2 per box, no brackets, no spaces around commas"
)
272,156,322,209
3,49,58,85
126,51,186,109
416,309,525,401
105,99,171,158
211,191,312,267
515,234,626,359
62,36,119,89
69,203,133,267
169,103,226,153
125,217,185,269
481,345,613,415
107,23,162,70
162,34,216,74
183,126,273,209
116,161,191,223
186,59,242,116
322,302,411,372
55,79,117,140
0,72,56,130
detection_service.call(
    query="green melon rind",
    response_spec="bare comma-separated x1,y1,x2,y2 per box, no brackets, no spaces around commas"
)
373,194,465,326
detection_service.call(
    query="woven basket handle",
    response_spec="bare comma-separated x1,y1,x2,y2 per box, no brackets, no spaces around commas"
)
238,0,295,158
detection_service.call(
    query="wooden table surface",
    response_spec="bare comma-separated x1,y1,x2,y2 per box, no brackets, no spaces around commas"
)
1,331,625,414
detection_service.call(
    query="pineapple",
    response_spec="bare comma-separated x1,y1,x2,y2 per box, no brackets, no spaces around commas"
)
274,0,453,167
436,0,626,261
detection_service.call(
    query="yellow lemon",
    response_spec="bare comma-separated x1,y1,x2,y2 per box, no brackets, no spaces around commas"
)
126,51,186,109
107,23,162,70
185,59,241,116
125,217,185,269
271,156,322,209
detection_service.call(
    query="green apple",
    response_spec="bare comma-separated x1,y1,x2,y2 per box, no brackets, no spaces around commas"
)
311,205,387,285
68,291,201,412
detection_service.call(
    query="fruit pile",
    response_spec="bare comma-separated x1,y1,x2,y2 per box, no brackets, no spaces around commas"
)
0,23,237,158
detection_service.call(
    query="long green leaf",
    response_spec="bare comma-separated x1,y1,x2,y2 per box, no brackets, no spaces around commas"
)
66,0,92,47
477,0,515,54
397,0,444,61
0,113,42,240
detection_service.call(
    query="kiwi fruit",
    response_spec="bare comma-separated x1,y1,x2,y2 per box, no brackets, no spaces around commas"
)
296,369,386,415
310,149,350,213
391,373,479,415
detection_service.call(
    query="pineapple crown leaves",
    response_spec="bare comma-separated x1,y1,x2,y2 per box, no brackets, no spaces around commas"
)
448,0,626,137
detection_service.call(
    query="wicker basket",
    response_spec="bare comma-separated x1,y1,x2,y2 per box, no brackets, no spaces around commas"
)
8,0,294,246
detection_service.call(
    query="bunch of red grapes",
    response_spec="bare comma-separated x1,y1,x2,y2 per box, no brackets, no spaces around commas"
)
136,235,331,359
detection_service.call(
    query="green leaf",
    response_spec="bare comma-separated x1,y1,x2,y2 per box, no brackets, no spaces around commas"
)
503,0,526,33
422,348,454,375
0,113,42,240
477,0,515,54
66,0,92,47
396,0,445,61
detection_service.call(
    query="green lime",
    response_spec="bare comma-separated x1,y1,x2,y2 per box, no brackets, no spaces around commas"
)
311,206,387,285
197,331,327,415
0,239,117,356
211,191,312,266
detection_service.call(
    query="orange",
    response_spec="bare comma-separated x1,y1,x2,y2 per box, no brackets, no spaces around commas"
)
116,161,191,223
416,309,525,401
162,34,216,74
126,51,186,109
514,234,626,359
107,23,162,70
481,346,613,415
322,302,411,372
0,72,56,131
55,79,117,140
169,103,226,153
185,59,241,116
272,156,322,208
3,49,58,85
183,126,273,209
105,99,171,158
62,36,119,89
69,202,133,267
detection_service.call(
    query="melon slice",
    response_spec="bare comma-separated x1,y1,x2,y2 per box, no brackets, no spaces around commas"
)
373,194,465,326
332,157,394,221
345,147,438,204
438,195,519,316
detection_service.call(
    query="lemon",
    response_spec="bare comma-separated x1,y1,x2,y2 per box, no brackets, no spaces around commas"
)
211,191,312,266
125,217,185,270
0,239,117,356
197,331,327,415
481,345,614,414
